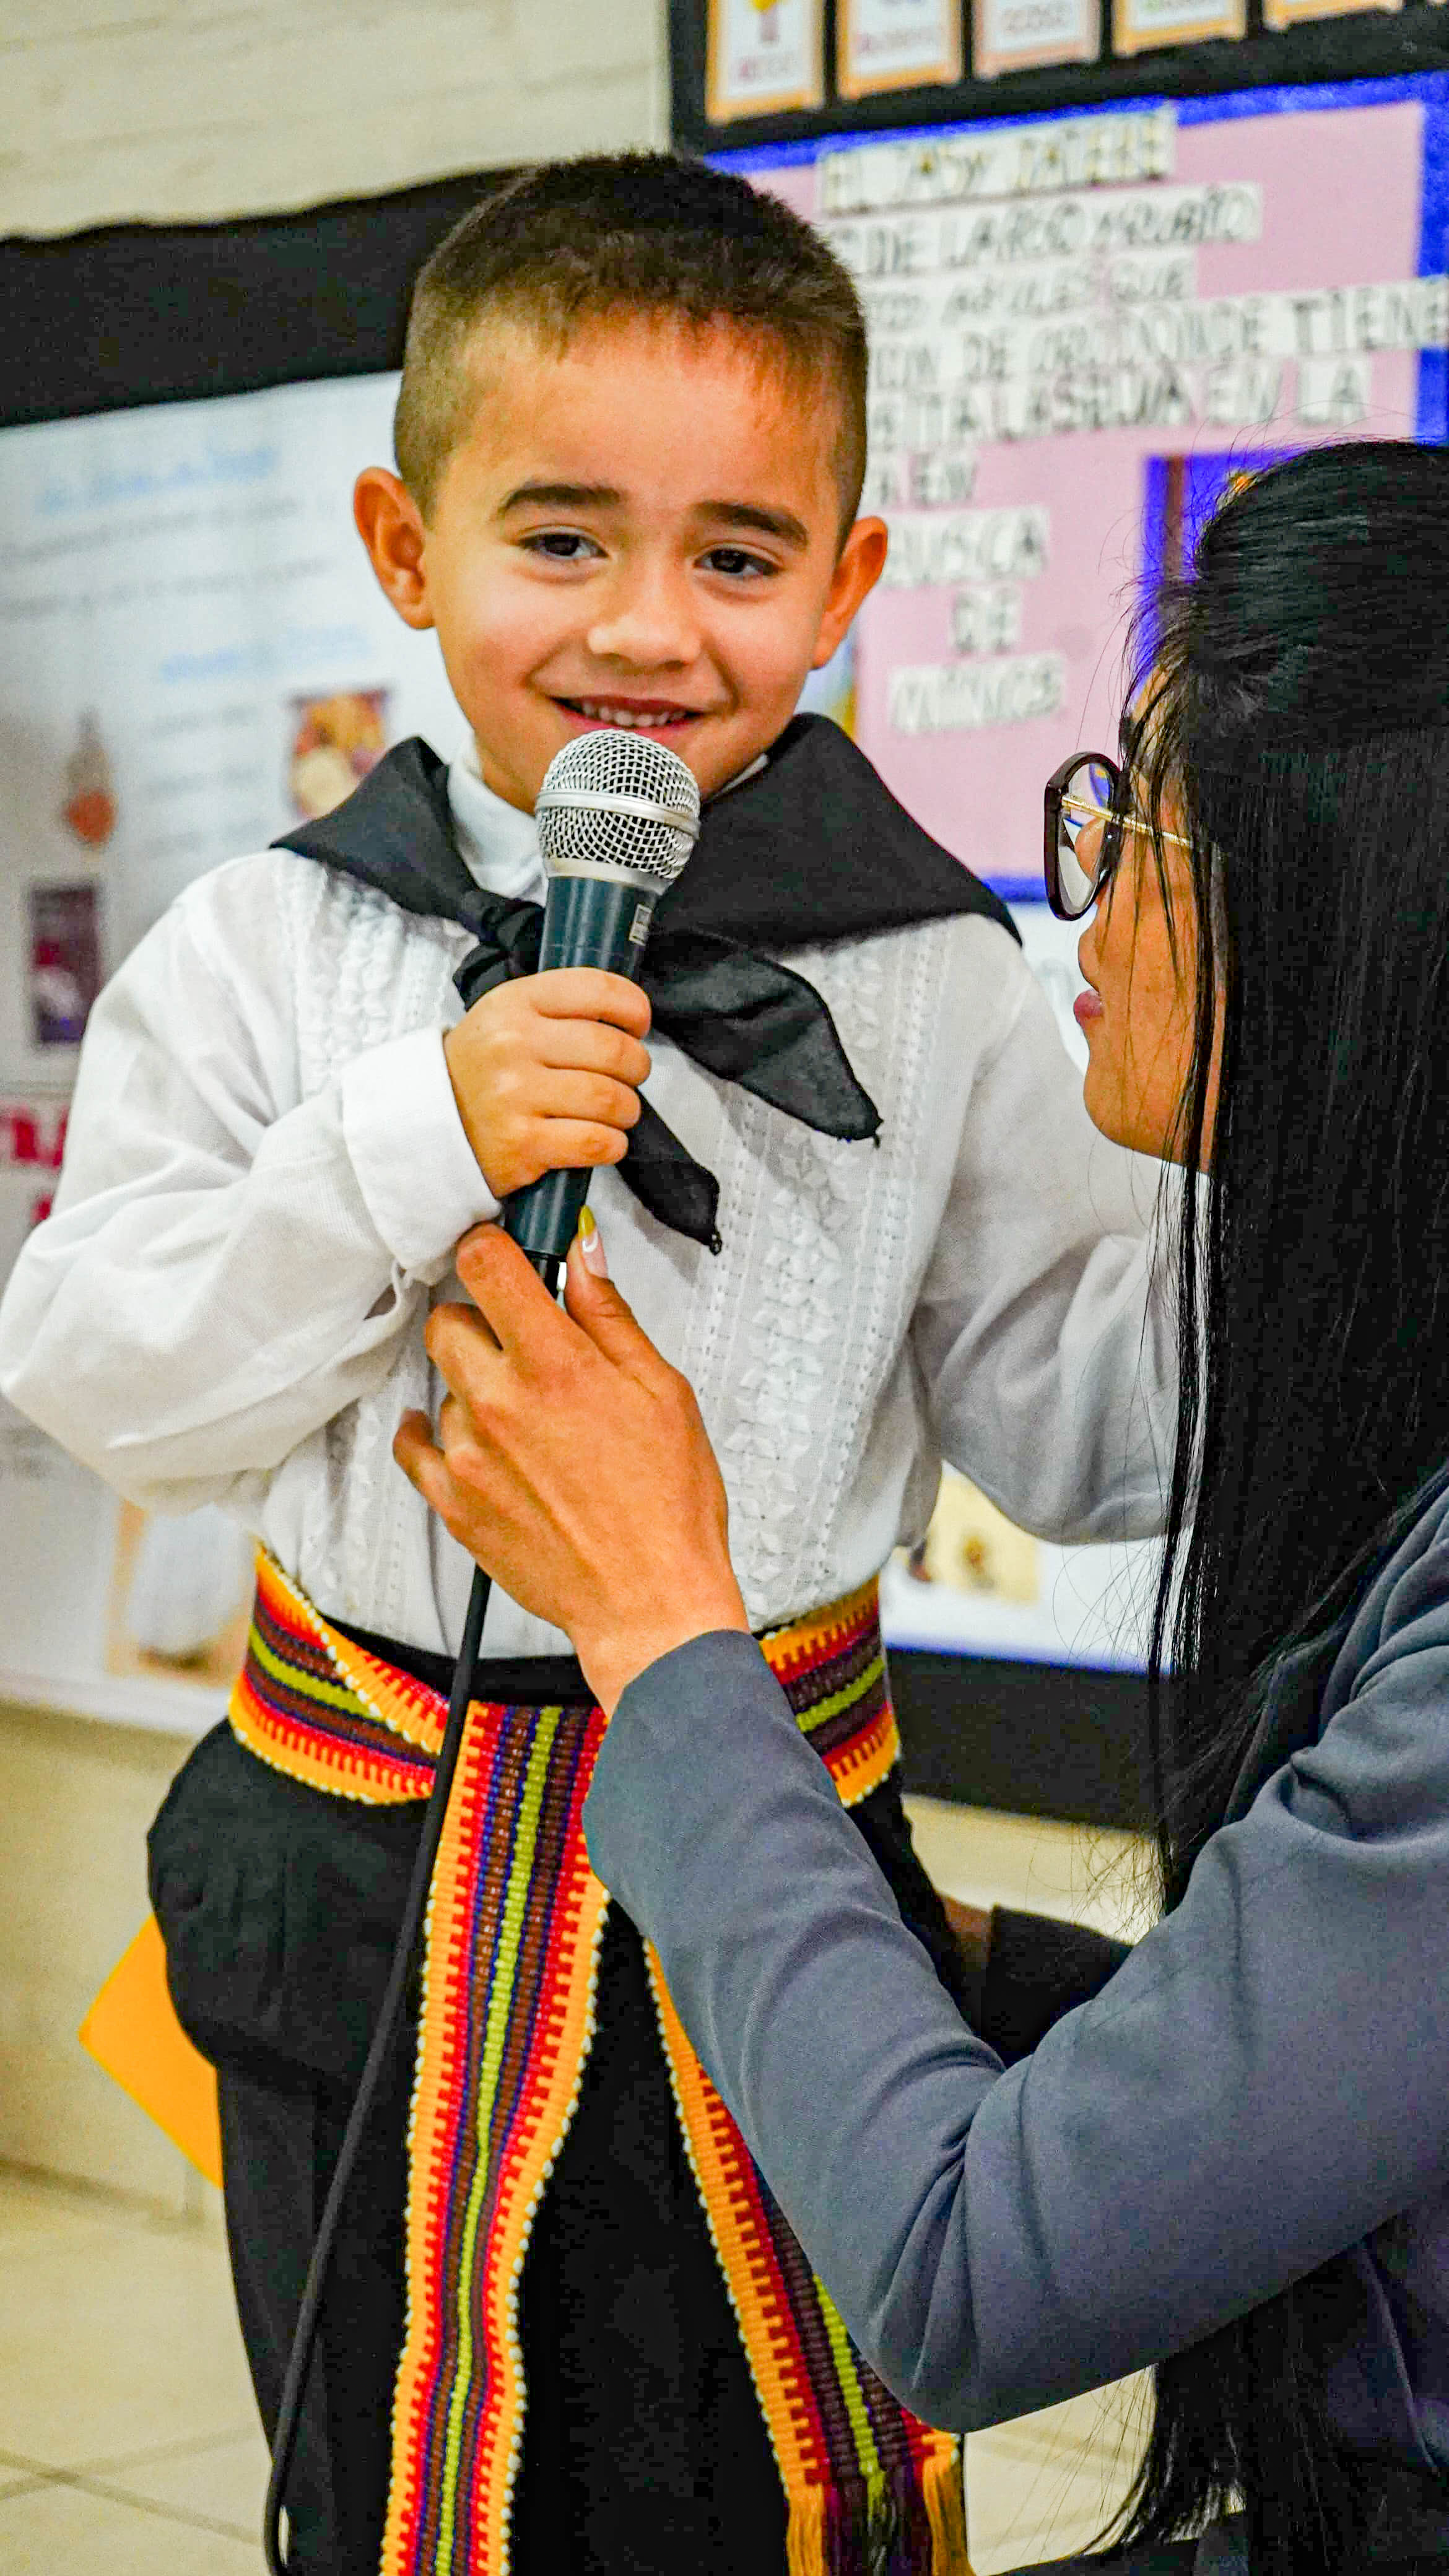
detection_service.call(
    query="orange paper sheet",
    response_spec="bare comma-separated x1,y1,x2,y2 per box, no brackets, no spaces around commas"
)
79,1913,223,2188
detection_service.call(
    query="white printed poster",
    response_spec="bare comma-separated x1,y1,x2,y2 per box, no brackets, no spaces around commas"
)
707,0,826,119
0,373,461,1729
838,0,963,97
972,0,1100,79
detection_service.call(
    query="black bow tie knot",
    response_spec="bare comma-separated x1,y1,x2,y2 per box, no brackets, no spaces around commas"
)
274,721,1022,1251
454,890,880,1252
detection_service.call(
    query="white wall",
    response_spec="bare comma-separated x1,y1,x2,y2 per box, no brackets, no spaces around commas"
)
0,1702,204,2209
0,0,668,238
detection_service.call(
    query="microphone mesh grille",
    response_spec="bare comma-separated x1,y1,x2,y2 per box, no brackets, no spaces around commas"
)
536,729,700,885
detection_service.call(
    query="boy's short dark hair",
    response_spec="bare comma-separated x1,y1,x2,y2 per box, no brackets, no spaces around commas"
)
394,152,868,531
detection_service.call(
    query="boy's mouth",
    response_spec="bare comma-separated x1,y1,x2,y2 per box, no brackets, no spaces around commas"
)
555,697,703,736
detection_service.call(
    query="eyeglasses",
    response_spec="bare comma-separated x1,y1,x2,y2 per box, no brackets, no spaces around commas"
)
1043,751,1193,922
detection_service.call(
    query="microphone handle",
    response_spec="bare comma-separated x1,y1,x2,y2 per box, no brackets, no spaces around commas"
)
504,874,656,1263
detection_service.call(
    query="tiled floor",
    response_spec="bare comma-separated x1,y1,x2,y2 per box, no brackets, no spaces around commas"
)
0,2164,267,2571
0,1799,1151,2571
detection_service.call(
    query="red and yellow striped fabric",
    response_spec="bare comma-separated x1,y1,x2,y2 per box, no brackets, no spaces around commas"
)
228,1552,967,2576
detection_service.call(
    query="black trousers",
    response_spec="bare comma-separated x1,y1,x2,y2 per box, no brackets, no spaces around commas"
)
218,1905,788,2576
157,1712,971,2575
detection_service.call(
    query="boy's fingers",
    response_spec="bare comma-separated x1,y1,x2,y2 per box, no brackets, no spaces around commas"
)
533,1022,652,1089
528,1070,643,1130
528,968,651,1037
521,1120,630,1172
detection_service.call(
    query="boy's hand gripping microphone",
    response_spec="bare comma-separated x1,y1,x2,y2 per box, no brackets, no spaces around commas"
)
504,728,700,1266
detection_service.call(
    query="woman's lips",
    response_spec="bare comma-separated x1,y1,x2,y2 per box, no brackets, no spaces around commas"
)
1073,988,1103,1027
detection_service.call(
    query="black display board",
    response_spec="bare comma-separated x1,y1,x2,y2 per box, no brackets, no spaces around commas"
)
670,0,1449,148
0,172,505,433
896,1653,1151,1827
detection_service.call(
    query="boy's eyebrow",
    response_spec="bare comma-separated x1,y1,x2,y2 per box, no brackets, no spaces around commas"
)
495,481,811,550
697,500,810,549
497,480,624,515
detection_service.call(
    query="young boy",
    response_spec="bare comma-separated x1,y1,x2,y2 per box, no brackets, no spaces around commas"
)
0,157,1169,2576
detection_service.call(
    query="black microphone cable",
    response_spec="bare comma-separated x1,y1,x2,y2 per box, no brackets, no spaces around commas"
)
263,1255,559,2575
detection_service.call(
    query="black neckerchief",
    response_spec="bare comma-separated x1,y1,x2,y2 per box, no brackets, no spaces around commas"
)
275,716,1019,1251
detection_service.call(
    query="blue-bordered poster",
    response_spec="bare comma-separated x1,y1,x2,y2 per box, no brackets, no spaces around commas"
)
731,75,1449,903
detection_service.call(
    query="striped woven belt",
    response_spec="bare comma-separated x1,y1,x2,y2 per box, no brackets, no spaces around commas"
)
230,1549,968,2576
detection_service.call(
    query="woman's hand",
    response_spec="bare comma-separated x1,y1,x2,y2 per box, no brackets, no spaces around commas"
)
393,1223,749,1712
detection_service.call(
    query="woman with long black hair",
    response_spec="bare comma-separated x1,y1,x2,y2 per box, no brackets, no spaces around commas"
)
397,441,1449,2575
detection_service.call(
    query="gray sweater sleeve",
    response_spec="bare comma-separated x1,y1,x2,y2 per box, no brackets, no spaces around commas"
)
581,1531,1449,2432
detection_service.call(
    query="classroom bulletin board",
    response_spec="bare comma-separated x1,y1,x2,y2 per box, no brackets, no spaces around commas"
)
1,72,1447,1738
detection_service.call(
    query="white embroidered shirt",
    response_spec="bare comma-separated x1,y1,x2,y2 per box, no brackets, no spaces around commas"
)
0,746,1173,1661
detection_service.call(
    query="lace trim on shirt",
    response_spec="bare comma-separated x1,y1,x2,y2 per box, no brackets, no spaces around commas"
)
282,856,466,1632
684,921,952,1622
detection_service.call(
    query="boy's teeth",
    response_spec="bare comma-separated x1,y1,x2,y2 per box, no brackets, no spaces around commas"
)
575,702,687,728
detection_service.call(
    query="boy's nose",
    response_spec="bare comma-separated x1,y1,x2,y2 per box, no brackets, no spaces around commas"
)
586,568,701,671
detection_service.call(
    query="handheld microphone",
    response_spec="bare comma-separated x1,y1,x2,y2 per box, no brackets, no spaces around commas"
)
503,728,700,1264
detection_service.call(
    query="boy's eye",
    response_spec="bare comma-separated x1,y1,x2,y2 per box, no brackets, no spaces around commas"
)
521,530,604,562
699,545,776,581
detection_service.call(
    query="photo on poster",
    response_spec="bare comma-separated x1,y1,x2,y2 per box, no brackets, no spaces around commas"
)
971,0,1100,76
28,884,102,1049
60,711,117,851
707,0,825,120
287,686,391,821
837,0,963,98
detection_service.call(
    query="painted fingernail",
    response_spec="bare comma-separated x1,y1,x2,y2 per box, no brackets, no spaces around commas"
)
576,1205,610,1277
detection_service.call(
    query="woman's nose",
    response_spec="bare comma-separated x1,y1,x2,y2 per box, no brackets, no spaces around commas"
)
1076,814,1105,882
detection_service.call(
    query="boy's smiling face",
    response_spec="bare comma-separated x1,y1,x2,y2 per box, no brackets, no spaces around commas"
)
355,315,887,813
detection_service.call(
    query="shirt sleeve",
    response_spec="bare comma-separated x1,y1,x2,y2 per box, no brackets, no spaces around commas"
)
912,947,1176,1543
0,859,497,1510
583,1556,1449,2434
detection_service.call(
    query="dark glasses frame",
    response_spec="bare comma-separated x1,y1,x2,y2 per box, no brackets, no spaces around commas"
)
1043,751,1194,922
1043,751,1125,922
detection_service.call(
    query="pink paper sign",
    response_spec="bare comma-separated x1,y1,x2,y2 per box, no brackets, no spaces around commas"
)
749,87,1437,895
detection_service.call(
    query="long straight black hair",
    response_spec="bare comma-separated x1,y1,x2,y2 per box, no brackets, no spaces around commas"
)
1109,443,1449,2572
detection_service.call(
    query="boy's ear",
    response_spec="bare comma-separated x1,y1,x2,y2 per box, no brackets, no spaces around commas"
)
809,516,889,671
354,468,435,632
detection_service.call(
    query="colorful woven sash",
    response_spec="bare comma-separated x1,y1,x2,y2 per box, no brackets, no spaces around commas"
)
230,1551,968,2576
